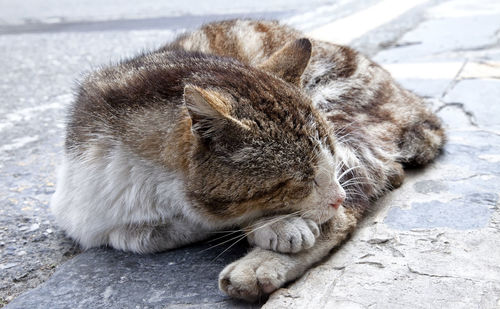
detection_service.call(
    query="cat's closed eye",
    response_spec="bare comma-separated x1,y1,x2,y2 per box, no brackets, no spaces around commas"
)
283,180,314,200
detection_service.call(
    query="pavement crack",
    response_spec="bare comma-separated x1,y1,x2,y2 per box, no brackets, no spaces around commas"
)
389,41,422,48
315,266,347,307
440,59,468,99
435,101,478,126
356,261,385,268
407,266,456,279
448,173,489,182
450,42,500,53
475,128,500,137
366,237,392,244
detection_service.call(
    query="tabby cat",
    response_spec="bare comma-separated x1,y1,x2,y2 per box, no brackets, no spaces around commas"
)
161,19,445,300
51,19,444,302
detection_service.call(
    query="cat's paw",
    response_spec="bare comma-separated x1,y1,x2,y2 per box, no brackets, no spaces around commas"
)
219,249,289,301
246,216,319,253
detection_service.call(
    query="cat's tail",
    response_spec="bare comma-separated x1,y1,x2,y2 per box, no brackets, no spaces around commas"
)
398,112,446,166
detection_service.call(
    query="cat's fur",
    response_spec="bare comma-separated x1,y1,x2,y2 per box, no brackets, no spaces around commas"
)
51,19,444,302
162,19,445,300
51,40,344,251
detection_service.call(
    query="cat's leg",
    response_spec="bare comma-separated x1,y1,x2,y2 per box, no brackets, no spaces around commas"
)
107,223,209,254
388,161,405,189
399,115,445,166
245,215,320,253
220,207,360,301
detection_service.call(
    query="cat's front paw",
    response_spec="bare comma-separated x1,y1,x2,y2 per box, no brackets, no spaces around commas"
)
246,216,319,253
219,249,289,301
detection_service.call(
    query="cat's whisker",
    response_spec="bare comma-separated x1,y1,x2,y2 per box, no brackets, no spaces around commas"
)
340,176,368,183
342,183,371,190
209,230,241,234
298,209,314,219
206,230,245,243
210,233,249,262
343,188,365,194
341,178,371,184
340,178,371,187
343,187,369,196
204,215,300,250
337,165,363,181
245,211,303,236
205,210,305,258
200,232,249,253
335,160,347,177
346,192,366,199
345,192,369,200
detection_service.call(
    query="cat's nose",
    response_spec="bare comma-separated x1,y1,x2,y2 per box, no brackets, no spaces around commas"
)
329,196,344,210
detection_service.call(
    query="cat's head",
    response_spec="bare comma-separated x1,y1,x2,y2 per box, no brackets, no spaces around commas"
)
183,39,345,225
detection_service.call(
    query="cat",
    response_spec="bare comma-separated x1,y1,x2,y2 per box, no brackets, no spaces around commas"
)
51,40,343,259
50,19,445,302
159,19,445,300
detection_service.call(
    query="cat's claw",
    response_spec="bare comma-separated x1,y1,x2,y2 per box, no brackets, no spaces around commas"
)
246,216,319,253
218,249,289,301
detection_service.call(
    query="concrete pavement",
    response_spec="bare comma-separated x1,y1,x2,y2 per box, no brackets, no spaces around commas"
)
1,0,499,308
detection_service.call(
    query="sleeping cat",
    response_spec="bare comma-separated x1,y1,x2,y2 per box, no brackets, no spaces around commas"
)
51,40,343,256
160,19,445,300
51,19,444,302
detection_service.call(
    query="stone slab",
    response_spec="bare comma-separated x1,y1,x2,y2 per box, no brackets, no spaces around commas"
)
443,79,500,127
380,61,464,98
6,240,258,309
374,14,500,63
391,78,452,98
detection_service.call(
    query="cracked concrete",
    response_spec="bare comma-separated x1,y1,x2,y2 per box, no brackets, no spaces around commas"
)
435,102,478,127
443,79,500,127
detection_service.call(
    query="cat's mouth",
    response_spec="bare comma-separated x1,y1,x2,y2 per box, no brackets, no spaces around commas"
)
329,196,344,210
330,203,340,210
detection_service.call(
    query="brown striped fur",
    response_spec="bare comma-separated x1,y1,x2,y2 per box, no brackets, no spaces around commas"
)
160,19,445,301
165,19,446,208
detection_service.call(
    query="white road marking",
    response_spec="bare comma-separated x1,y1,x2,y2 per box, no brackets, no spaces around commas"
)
381,62,464,80
429,0,500,18
284,0,355,31
308,0,429,44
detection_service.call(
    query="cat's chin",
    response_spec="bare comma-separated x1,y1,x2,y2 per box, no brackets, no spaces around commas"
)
303,206,341,226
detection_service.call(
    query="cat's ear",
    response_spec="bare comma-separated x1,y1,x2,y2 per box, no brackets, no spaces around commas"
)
257,38,312,86
183,85,247,138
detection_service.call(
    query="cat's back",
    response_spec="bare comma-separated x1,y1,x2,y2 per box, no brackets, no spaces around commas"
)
167,19,445,171
165,20,389,103
70,51,213,128
67,51,248,155
165,19,302,65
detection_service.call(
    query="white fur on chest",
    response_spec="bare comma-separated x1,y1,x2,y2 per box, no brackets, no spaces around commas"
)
50,143,207,249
